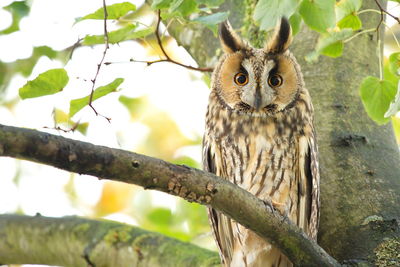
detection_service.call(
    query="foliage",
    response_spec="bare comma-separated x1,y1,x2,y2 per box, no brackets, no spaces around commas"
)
0,0,399,254
69,78,124,117
19,68,69,99
359,77,397,124
0,0,30,35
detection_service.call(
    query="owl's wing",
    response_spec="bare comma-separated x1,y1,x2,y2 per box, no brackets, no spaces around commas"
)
202,138,234,265
307,132,320,240
298,132,320,241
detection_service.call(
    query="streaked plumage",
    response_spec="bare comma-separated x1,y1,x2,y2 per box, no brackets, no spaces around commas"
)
202,18,320,267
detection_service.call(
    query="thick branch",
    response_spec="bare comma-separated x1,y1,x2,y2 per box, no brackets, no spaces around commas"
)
0,214,219,266
0,124,339,266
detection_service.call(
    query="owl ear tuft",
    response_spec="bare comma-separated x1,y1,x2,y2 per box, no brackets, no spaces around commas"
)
265,17,292,54
219,21,244,54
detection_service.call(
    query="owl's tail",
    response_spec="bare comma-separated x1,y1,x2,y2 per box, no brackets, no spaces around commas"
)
229,247,293,267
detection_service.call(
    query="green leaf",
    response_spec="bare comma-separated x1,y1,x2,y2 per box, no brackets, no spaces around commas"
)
147,208,172,226
391,116,400,144
253,0,298,31
76,122,89,135
14,46,59,77
336,0,362,21
0,1,30,35
175,200,209,234
320,41,344,57
76,2,136,22
337,14,362,30
389,52,400,76
359,76,397,124
119,95,146,119
69,78,124,117
169,0,185,12
306,28,353,61
299,0,336,33
54,109,89,135
19,69,69,99
385,81,400,117
172,0,198,17
153,0,198,17
196,0,225,8
83,25,153,45
151,0,173,9
192,12,230,35
172,156,200,168
384,58,400,85
289,12,302,35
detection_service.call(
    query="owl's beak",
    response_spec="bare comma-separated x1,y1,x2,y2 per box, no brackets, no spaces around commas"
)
254,93,262,110
241,85,273,111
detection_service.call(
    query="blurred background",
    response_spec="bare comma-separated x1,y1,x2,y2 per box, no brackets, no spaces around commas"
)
0,0,215,262
0,0,399,266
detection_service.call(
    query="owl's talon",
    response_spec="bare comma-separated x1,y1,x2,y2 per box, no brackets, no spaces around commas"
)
271,200,289,216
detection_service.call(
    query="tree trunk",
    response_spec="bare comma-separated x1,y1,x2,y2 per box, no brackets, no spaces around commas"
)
167,0,400,264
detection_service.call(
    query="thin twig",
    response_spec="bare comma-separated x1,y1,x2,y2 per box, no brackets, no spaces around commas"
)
376,7,384,41
383,21,400,49
68,38,83,60
155,10,171,61
357,9,382,15
44,120,80,133
124,10,213,72
129,58,214,72
374,0,400,24
88,0,111,123
343,28,376,43
44,125,77,133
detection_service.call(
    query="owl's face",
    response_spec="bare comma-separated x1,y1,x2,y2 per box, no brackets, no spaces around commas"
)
214,18,302,116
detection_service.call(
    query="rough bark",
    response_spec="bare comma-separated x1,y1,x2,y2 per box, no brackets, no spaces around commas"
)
166,0,400,265
0,123,339,267
0,214,220,267
291,2,400,263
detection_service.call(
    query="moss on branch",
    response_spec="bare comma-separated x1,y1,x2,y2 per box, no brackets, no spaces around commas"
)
0,214,220,266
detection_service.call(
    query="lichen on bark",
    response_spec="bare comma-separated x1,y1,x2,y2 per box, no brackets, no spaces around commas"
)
374,238,400,266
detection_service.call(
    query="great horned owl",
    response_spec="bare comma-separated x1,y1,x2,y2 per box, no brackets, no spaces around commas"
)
202,18,320,267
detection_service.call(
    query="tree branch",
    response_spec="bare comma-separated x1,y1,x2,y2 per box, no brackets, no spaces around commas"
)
0,124,340,267
127,10,213,72
0,214,220,266
88,0,111,122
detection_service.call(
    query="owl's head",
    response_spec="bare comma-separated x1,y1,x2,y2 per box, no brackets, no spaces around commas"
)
212,18,303,116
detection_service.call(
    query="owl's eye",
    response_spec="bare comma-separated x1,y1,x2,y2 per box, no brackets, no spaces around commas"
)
234,73,249,86
268,74,283,87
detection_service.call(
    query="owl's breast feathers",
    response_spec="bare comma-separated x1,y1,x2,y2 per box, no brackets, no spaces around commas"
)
203,88,320,265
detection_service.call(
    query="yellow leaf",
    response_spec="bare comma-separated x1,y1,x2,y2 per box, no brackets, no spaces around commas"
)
95,181,136,216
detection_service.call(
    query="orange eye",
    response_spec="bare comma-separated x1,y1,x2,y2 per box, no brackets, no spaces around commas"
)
268,74,283,87
234,72,248,86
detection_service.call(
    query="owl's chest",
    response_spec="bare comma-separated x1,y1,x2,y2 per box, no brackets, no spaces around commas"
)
213,122,298,195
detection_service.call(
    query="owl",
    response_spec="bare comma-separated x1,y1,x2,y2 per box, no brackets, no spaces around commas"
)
202,18,320,267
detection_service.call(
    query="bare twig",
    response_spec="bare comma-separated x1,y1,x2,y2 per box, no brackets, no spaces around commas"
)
374,0,400,24
373,0,400,41
129,58,214,72
88,0,111,122
67,38,83,60
126,10,213,72
376,6,384,40
44,125,78,133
